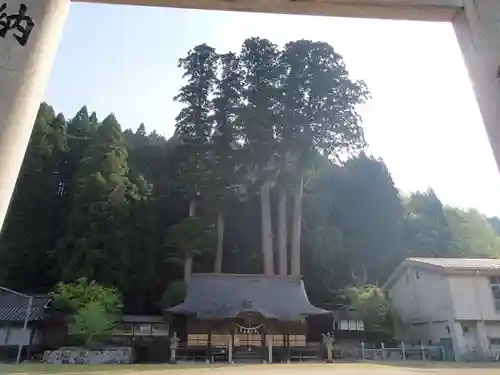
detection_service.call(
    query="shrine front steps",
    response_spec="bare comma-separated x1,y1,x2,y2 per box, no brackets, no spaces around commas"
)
233,346,266,363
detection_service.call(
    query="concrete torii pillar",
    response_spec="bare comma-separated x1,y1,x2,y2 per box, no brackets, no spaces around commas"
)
0,0,70,230
453,0,500,171
1,0,500,233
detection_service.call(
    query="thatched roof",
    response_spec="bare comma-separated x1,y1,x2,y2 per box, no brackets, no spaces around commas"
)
166,273,329,321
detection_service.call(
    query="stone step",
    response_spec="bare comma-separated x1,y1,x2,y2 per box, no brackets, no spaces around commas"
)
233,347,265,362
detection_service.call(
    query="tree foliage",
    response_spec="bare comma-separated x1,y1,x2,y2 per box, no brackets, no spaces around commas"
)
165,216,213,283
0,37,499,316
68,301,118,349
160,279,187,309
344,285,400,342
51,277,123,315
51,278,123,348
445,208,500,257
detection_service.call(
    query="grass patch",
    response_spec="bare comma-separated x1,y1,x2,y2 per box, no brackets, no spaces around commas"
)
2,361,499,374
370,361,500,368
0,363,217,374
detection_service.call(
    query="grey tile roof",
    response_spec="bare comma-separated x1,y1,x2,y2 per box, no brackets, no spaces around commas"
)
121,315,165,323
0,293,51,322
408,257,500,270
167,273,329,321
383,257,500,290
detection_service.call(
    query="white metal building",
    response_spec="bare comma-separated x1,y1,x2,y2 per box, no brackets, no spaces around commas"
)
384,257,500,361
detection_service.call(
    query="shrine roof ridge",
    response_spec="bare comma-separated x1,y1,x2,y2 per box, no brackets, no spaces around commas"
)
166,272,329,321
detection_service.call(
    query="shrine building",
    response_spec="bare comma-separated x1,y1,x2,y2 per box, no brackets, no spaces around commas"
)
166,273,329,363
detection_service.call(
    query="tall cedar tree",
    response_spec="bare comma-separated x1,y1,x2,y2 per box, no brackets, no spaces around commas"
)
55,114,148,291
278,40,369,276
238,38,281,276
173,43,218,218
172,44,218,281
207,52,244,273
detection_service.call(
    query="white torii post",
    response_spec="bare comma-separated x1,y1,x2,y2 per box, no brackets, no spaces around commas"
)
1,0,500,233
452,1,500,172
0,0,70,231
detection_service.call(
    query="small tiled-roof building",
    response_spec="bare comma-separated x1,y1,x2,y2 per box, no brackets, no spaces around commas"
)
0,294,51,323
0,293,52,359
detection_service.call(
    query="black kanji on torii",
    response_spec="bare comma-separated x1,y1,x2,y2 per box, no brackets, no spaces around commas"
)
0,3,35,47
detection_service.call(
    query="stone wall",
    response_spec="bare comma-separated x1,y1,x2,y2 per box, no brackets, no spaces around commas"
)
43,347,133,364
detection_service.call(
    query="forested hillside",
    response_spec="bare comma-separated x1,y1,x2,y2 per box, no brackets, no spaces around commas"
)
1,38,499,313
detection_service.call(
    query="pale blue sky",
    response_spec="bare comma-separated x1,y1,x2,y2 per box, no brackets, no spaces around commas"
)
45,3,500,217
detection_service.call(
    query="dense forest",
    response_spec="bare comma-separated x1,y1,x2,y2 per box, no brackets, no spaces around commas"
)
1,37,500,314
